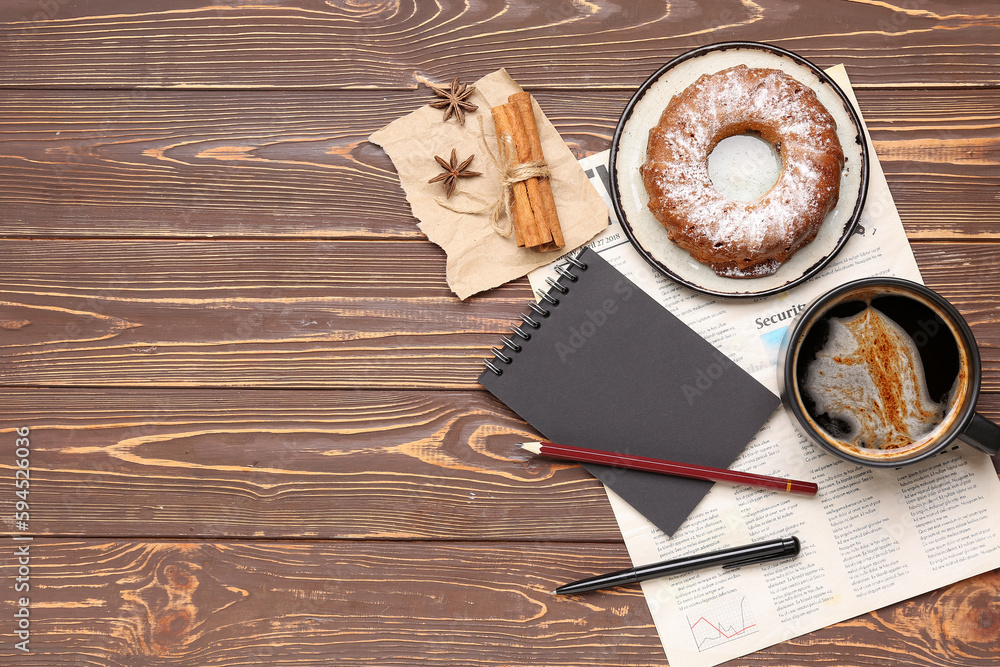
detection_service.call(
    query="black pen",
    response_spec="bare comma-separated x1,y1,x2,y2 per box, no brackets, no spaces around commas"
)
553,536,800,595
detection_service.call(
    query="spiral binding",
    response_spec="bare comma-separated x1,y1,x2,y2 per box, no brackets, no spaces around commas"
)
483,254,589,376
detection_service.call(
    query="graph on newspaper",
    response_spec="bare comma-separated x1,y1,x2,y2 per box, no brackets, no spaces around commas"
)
687,594,758,651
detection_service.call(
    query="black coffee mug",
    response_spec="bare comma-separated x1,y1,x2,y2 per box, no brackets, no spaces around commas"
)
778,277,1000,467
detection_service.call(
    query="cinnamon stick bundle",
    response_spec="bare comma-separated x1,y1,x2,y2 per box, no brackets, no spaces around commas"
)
491,92,564,251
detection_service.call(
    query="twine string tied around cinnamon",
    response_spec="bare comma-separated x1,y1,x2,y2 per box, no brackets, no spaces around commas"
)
434,120,550,239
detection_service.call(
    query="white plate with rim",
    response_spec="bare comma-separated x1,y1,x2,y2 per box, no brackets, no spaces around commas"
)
610,41,870,298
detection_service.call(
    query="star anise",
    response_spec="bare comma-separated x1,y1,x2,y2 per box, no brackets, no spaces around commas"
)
428,149,481,198
429,76,478,125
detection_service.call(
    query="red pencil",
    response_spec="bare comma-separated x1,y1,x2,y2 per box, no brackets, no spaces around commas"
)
518,441,818,496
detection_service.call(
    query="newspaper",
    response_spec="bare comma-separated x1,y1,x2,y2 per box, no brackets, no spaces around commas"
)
528,66,1000,667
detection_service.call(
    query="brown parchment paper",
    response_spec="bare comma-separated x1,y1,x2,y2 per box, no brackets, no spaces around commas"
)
369,68,608,300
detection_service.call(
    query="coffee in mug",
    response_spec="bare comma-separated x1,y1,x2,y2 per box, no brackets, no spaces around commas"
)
779,278,1000,466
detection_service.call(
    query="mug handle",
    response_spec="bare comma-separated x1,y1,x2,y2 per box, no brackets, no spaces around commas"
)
959,413,1000,456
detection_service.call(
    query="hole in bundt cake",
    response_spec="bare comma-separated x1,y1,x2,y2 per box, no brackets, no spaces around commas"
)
707,132,782,202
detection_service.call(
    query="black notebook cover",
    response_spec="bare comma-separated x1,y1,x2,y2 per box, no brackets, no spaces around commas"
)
480,247,779,536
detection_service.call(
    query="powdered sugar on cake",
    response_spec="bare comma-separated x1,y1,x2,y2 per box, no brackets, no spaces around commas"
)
640,65,844,278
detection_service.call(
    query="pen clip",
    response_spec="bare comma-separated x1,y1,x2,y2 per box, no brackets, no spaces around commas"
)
722,552,788,570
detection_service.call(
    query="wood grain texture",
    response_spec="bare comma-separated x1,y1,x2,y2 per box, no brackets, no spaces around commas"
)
1,239,999,390
0,239,523,389
1,1,999,90
0,539,997,666
2,3,1000,664
0,389,1000,542
0,388,622,540
0,388,996,540
867,90,1000,240
0,540,656,666
0,88,997,239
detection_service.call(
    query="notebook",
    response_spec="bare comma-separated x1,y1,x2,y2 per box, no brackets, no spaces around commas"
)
479,247,780,536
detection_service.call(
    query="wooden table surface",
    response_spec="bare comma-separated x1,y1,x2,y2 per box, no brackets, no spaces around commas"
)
2,2,999,665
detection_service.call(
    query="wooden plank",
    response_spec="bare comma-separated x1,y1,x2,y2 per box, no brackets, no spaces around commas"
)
865,90,1000,240
2,239,1000,390
0,90,427,239
0,539,998,665
0,388,620,540
0,89,997,239
1,1,999,90
0,388,995,540
0,539,660,665
0,239,524,389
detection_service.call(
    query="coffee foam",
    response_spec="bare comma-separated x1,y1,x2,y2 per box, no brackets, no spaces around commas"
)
802,306,949,452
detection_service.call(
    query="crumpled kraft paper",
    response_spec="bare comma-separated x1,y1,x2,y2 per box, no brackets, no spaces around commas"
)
369,68,608,300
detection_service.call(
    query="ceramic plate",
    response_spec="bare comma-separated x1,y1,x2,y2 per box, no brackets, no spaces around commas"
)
610,42,869,298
